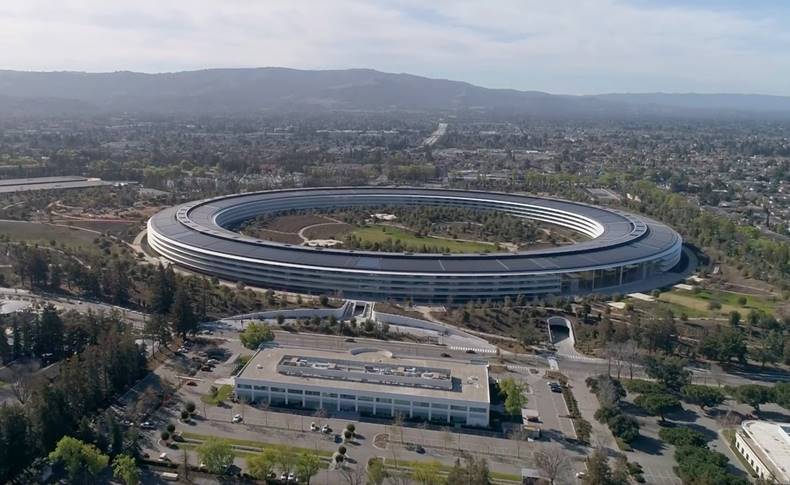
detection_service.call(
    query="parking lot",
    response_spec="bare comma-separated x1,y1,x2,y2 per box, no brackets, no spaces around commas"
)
136,333,589,480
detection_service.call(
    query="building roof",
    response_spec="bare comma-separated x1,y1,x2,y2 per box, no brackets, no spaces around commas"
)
741,420,790,483
149,187,681,275
237,347,490,404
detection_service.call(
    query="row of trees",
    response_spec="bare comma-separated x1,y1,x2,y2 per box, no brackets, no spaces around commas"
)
0,323,146,483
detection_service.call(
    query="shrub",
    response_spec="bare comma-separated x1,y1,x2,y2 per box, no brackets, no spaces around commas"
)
608,414,640,443
161,431,170,441
180,410,189,421
659,427,707,447
166,423,176,433
337,446,347,455
346,423,356,434
623,379,666,395
185,401,196,414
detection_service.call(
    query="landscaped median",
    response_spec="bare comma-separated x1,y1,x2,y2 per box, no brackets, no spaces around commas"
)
177,431,333,462
369,457,522,485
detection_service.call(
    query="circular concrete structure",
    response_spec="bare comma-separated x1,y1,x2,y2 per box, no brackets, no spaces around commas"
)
147,187,682,302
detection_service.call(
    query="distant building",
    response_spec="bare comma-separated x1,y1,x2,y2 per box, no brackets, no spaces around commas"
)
734,420,790,484
235,347,490,426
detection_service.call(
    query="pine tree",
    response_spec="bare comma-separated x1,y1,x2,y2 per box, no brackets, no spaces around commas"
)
171,288,197,337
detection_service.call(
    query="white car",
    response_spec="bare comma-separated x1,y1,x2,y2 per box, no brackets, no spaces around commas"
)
232,414,243,423
159,452,169,462
310,422,318,431
321,424,331,433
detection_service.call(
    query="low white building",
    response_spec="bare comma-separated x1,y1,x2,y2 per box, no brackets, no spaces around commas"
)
734,420,790,484
234,347,490,426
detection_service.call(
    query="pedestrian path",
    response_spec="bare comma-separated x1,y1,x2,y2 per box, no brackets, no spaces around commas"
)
448,345,497,354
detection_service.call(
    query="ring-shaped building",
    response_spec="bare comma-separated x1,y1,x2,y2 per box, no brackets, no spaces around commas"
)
147,187,682,303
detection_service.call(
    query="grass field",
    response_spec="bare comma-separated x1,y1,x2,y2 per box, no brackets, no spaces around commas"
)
657,287,777,318
350,225,495,253
180,431,333,459
0,221,101,252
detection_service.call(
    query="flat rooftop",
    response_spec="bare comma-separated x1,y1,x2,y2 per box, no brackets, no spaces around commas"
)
741,420,790,483
237,347,489,404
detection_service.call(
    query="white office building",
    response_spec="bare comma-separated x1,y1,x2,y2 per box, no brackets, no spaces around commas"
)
734,420,790,484
234,347,490,427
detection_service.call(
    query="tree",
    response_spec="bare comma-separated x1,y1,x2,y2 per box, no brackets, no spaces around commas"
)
276,450,297,479
367,458,387,485
644,355,690,392
753,331,784,368
0,404,34,483
700,327,748,363
196,438,234,474
170,287,197,337
583,448,612,485
240,322,275,349
733,384,774,413
150,264,175,314
641,308,676,353
412,460,443,485
728,311,741,327
534,445,570,485
681,385,725,411
775,382,790,410
112,454,139,485
634,393,680,422
608,413,640,443
658,427,707,447
499,378,527,415
48,436,110,481
247,449,278,480
144,313,170,350
295,452,321,485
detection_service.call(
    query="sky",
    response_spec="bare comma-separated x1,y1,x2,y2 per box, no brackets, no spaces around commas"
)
1,0,789,95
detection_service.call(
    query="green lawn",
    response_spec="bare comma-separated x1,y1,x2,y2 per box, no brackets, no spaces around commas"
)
0,221,101,253
349,225,495,253
180,431,333,458
658,288,777,318
200,384,233,405
379,457,521,483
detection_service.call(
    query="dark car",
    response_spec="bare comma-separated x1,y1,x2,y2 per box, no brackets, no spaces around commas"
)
440,353,451,358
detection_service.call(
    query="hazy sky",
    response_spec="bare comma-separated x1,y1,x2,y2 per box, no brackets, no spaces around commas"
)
1,0,789,95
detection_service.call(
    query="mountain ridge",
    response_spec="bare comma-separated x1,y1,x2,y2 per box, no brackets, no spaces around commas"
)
0,67,788,117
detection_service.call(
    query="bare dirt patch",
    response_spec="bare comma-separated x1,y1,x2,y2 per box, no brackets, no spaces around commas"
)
301,222,353,240
263,214,333,233
245,229,303,245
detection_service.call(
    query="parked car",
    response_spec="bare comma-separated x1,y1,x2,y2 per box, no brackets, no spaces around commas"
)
310,422,318,431
141,421,155,429
321,424,332,434
440,353,451,358
232,414,243,423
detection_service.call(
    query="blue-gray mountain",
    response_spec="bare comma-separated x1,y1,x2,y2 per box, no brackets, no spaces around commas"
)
1,68,788,117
